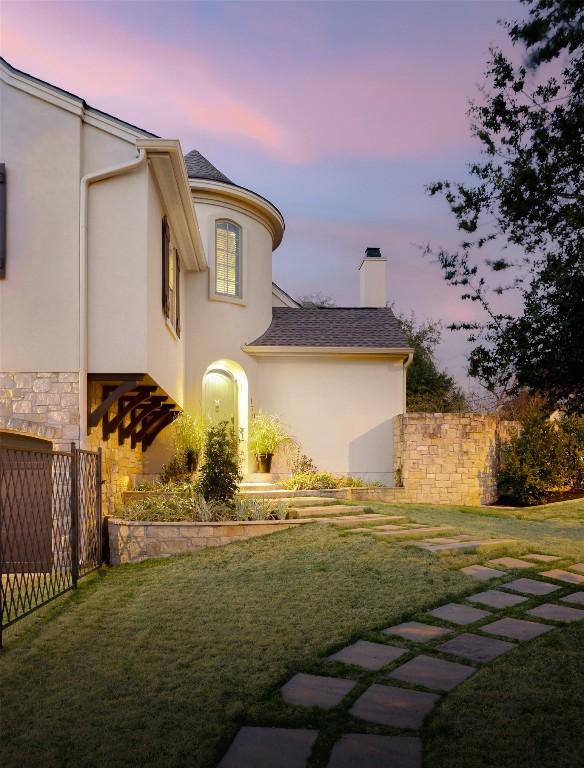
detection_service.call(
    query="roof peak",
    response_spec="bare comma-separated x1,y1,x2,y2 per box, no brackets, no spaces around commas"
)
183,149,233,184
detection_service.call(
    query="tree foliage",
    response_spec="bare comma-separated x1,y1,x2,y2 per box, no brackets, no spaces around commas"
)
426,0,584,412
399,313,468,413
297,293,337,308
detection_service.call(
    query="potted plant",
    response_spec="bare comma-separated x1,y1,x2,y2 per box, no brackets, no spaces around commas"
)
248,411,289,473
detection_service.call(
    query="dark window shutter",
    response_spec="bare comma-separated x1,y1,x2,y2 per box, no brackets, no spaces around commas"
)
162,217,170,318
175,252,181,338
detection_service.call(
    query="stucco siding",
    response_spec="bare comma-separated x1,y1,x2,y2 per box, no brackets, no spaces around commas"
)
0,80,80,371
87,167,148,373
184,202,274,414
255,356,405,483
145,172,184,406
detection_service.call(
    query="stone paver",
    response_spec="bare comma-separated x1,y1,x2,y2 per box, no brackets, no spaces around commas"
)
383,621,452,643
218,726,317,768
328,640,406,670
411,538,516,553
280,673,356,710
480,617,555,641
327,734,422,768
374,525,453,538
388,654,475,692
561,591,584,606
540,569,584,585
487,557,535,569
460,564,507,582
499,578,561,596
568,563,584,574
429,603,491,626
467,589,528,609
527,603,584,623
438,633,515,663
350,684,440,729
523,553,561,563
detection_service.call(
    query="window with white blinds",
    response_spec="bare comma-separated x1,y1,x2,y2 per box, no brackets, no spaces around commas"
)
215,220,242,298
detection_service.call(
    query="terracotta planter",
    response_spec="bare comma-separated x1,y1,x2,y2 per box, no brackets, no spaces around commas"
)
256,454,273,473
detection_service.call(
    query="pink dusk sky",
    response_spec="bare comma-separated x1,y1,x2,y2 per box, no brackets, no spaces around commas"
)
1,0,524,386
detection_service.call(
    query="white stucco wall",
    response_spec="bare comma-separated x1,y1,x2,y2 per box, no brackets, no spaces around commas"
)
0,79,81,371
183,200,274,414
255,355,405,483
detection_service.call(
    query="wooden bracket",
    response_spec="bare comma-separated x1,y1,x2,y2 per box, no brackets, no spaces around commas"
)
88,378,143,430
102,386,156,441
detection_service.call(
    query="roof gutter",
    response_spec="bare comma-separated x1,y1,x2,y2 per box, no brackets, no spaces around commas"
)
79,148,147,447
242,345,415,359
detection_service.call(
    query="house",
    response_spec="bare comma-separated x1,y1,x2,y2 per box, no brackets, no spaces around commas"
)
0,58,413,512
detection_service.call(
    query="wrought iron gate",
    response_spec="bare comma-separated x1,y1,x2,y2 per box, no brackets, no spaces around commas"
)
0,443,102,646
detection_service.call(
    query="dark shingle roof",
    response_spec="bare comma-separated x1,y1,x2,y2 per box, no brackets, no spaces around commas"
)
183,149,233,184
248,307,410,348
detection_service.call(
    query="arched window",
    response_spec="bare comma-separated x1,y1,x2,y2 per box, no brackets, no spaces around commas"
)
215,220,241,298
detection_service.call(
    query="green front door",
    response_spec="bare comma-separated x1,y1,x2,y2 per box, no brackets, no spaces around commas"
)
203,370,238,432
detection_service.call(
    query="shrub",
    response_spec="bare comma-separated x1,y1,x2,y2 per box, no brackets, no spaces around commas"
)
287,447,317,475
282,471,367,491
117,488,289,523
562,414,584,490
118,487,229,523
160,453,193,485
198,421,242,504
160,412,206,483
233,497,289,521
248,411,289,456
172,412,205,470
498,409,583,505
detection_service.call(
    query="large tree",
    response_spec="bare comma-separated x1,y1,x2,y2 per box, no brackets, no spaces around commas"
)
427,0,584,413
399,314,468,413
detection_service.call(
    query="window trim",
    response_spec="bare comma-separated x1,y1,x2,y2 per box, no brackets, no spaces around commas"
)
209,218,246,306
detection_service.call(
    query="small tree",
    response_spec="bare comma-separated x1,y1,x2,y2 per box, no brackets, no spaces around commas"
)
198,421,242,504
399,312,468,412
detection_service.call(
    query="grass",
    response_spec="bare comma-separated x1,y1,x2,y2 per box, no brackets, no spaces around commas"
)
0,499,583,767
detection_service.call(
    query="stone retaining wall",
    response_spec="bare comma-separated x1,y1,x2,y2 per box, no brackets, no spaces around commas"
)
108,517,311,564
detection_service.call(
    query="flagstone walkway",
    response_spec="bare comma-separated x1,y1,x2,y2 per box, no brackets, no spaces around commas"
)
218,553,584,768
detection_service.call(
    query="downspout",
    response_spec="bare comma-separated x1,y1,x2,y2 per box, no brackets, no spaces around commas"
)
403,351,414,413
79,148,147,447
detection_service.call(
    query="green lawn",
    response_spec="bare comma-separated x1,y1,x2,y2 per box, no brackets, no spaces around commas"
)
1,500,583,768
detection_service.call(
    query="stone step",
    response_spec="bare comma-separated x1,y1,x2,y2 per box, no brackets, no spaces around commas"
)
290,504,366,518
239,482,278,492
326,514,407,528
276,497,338,508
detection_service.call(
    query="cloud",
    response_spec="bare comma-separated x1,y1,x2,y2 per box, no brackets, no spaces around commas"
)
2,1,482,164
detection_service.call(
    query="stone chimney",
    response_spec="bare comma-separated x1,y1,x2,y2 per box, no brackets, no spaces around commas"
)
359,247,387,307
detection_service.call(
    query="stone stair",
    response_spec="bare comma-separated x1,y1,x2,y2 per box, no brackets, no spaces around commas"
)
289,504,367,519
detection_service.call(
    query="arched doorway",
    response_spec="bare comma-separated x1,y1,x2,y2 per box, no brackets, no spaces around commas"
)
202,360,249,473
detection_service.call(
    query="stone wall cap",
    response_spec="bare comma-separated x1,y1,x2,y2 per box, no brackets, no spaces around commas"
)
107,517,312,527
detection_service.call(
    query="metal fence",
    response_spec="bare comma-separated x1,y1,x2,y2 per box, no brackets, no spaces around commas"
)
0,444,102,646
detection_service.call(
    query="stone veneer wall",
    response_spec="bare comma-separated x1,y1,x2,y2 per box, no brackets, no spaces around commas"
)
0,372,80,449
391,413,509,505
85,381,144,517
108,518,311,564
